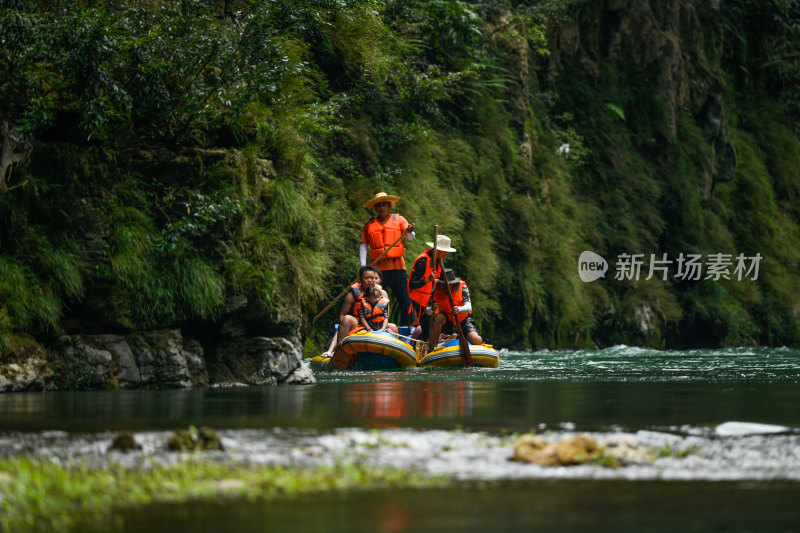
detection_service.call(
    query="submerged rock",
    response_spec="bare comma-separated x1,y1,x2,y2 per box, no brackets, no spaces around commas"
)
511,434,600,466
167,426,224,452
715,422,789,437
603,437,655,465
109,431,142,452
511,433,654,467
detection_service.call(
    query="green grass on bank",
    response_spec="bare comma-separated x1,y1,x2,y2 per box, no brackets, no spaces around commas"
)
0,457,445,532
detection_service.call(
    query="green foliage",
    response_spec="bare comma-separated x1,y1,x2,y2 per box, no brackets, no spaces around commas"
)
105,206,226,326
604,103,626,122
161,192,242,252
0,0,313,144
0,230,82,344
0,256,60,332
387,0,482,69
1,0,800,351
719,0,800,118
176,257,225,319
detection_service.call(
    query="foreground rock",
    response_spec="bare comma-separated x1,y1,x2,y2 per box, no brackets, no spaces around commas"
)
108,431,143,452
512,434,601,466
511,433,654,467
0,334,54,392
167,426,224,452
209,336,314,386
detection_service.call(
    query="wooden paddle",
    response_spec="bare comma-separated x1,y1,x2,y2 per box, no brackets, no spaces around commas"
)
439,258,473,368
313,227,410,322
425,225,439,347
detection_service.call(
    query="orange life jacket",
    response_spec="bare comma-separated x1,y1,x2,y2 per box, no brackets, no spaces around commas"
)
365,214,405,261
350,283,385,318
433,280,471,324
349,283,364,317
363,298,389,326
350,297,389,333
408,249,443,306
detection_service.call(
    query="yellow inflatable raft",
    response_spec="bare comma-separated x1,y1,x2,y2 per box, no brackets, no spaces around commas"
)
418,338,500,368
312,330,417,370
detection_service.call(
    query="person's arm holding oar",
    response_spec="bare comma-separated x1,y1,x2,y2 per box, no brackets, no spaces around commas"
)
439,258,473,368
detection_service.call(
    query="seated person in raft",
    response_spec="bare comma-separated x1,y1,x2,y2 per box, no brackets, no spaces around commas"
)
322,266,389,356
426,268,483,348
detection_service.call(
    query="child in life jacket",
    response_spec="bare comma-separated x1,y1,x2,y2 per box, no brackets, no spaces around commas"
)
357,286,389,332
350,286,400,335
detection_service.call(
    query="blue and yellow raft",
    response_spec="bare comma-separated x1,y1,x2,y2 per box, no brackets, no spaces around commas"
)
419,338,500,368
312,327,500,370
312,329,417,370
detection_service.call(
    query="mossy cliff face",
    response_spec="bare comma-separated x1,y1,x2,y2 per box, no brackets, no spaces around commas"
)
537,0,800,347
0,0,799,376
1,141,316,390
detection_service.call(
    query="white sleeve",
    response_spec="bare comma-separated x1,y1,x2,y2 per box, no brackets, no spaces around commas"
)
359,242,368,266
457,285,473,314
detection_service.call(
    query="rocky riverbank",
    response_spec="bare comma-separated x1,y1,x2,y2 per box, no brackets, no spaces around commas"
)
0,329,314,392
4,424,798,532
3,423,798,481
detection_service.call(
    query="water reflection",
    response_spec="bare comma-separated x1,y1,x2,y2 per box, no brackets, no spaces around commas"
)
0,381,480,432
374,502,408,533
344,381,473,426
120,481,800,533
1,348,799,433
0,387,315,432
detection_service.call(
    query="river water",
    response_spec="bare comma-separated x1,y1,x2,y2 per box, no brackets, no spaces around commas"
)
2,346,800,531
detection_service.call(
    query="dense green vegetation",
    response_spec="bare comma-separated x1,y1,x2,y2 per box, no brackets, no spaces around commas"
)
1,0,799,351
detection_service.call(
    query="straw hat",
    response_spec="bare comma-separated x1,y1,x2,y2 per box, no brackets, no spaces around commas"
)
364,192,400,209
426,234,457,253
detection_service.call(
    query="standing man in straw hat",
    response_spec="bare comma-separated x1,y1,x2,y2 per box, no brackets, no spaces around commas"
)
407,234,457,344
361,192,416,328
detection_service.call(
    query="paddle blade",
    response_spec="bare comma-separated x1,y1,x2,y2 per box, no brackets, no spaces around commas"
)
458,335,473,368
